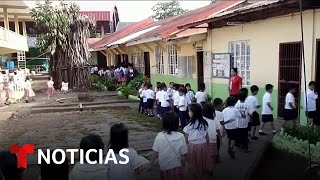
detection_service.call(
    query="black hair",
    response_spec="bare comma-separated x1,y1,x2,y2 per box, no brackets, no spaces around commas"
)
173,83,181,90
309,81,316,87
80,135,104,162
161,83,167,89
48,77,52,81
232,68,238,74
40,151,69,180
178,87,187,94
240,88,248,97
170,82,174,85
289,84,297,91
185,83,191,88
1,71,5,75
147,83,153,89
109,123,129,153
162,111,179,134
250,85,259,93
0,151,24,180
202,102,215,119
14,72,17,75
265,84,274,91
199,83,206,91
238,91,247,102
226,96,236,107
25,76,30,82
188,103,208,130
213,98,223,107
156,82,161,85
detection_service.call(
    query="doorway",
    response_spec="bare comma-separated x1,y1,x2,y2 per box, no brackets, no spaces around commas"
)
144,52,151,78
315,40,320,121
278,42,302,118
197,51,204,90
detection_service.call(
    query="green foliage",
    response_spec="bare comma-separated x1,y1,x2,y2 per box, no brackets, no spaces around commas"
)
117,75,147,99
91,75,100,84
151,0,188,20
90,75,118,92
284,126,320,144
92,81,107,92
105,77,118,91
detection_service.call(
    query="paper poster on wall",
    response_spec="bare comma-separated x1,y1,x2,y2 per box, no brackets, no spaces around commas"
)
212,53,231,79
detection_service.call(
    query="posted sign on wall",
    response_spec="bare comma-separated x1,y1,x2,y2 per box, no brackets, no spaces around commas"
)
212,53,231,79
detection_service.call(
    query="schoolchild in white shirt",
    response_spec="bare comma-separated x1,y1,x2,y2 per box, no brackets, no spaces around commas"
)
159,83,171,119
185,83,195,103
202,102,222,174
195,83,208,104
305,81,319,126
178,87,189,128
151,112,188,180
183,103,209,178
213,98,225,162
245,85,261,140
167,82,174,99
283,84,298,127
173,84,181,114
138,83,145,114
259,84,277,135
235,91,250,153
155,83,162,119
144,83,155,117
222,96,240,159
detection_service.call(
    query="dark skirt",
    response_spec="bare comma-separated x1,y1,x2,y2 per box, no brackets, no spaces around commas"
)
250,111,261,126
226,129,238,140
147,99,154,109
262,114,274,122
284,109,297,121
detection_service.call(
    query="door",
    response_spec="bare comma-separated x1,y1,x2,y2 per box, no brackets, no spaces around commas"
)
197,51,204,90
278,42,302,118
144,52,151,78
315,40,320,121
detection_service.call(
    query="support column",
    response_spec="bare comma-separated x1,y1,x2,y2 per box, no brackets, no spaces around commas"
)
14,15,20,33
22,20,27,37
3,8,9,29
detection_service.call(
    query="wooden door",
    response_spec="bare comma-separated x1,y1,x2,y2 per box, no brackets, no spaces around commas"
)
144,52,151,78
278,42,302,118
197,51,204,90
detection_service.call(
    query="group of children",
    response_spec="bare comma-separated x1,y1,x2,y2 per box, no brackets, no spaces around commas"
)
92,64,135,84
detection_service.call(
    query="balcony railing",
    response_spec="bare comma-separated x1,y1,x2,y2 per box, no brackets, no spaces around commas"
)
0,26,29,54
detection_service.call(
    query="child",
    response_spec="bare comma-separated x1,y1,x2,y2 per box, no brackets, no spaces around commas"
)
284,84,298,128
173,84,181,114
155,82,161,93
235,91,250,153
246,85,261,140
40,152,69,180
195,83,208,104
156,84,163,119
69,135,107,180
24,76,35,103
305,81,319,126
183,103,209,178
185,83,195,102
151,112,188,180
178,87,189,128
159,83,170,119
213,98,225,162
108,123,148,179
47,77,55,99
222,96,240,159
4,76,14,105
202,102,222,175
0,151,24,180
138,83,145,114
144,83,155,117
259,84,277,135
167,82,174,99
142,85,148,115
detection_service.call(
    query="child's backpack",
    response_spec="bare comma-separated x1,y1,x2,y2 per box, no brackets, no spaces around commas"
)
120,68,125,77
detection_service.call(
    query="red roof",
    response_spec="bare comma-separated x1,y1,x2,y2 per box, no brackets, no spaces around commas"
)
128,0,244,43
79,11,110,21
90,18,155,50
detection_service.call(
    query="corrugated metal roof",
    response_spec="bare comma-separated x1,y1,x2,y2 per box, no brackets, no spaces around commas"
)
127,0,245,43
116,22,136,31
79,11,110,21
90,18,155,50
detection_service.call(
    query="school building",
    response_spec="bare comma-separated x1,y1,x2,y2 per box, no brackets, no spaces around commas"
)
90,0,320,124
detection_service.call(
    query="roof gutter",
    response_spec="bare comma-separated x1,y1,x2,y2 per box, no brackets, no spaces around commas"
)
126,37,162,47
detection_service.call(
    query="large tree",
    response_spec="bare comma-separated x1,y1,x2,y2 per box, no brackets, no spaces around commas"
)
151,0,187,20
31,0,94,90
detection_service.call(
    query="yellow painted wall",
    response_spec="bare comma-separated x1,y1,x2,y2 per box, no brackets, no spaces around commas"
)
204,9,320,89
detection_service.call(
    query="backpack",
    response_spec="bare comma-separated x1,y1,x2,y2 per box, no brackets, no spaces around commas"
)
120,68,125,77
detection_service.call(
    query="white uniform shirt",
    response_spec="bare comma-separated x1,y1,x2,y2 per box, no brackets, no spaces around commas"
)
285,92,295,109
141,90,147,103
214,111,224,135
47,80,54,88
159,90,170,107
222,107,240,130
173,91,180,107
262,92,273,115
183,120,208,144
167,88,173,98
195,91,207,104
186,91,195,102
235,101,250,128
144,89,154,99
178,95,188,111
305,88,318,112
245,95,259,114
152,132,188,170
204,117,222,143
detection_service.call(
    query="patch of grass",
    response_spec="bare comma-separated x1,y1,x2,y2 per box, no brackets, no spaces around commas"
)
111,109,162,131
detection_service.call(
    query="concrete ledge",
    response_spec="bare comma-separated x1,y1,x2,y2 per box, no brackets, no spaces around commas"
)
31,100,137,108
31,105,130,114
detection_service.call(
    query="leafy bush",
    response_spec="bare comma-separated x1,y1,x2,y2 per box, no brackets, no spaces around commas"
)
284,126,320,145
117,75,147,99
91,74,100,84
92,81,107,92
104,77,118,91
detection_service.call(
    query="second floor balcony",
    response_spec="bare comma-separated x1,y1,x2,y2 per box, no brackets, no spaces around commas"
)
0,26,28,55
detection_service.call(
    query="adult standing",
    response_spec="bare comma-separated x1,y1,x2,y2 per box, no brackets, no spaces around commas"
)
229,68,242,100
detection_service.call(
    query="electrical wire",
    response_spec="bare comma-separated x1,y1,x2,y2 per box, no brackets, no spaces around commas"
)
298,0,312,169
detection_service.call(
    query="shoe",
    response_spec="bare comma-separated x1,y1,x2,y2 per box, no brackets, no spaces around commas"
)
150,114,155,117
251,136,259,140
259,131,267,135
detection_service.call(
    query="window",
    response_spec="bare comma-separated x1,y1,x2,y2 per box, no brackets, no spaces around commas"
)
177,56,193,78
229,41,250,85
155,47,164,74
131,53,144,74
168,45,178,75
